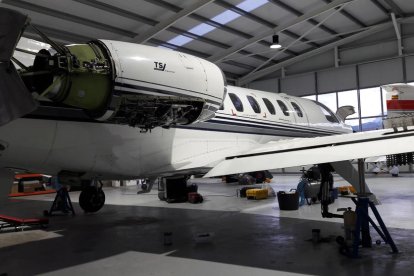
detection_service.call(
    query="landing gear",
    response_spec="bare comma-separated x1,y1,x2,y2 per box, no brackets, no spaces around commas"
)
79,180,105,213
137,178,156,194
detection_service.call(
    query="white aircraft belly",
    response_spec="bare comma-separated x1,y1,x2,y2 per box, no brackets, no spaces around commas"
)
205,127,414,177
0,118,273,179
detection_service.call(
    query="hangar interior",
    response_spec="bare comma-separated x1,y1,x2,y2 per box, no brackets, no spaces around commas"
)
1,0,414,275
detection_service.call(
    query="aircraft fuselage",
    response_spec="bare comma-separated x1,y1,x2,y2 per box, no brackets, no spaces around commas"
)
0,85,351,180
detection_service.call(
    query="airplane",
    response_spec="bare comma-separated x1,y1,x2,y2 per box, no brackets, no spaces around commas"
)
1,7,414,215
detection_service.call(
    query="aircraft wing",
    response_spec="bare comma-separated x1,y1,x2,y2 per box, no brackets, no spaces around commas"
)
204,127,414,177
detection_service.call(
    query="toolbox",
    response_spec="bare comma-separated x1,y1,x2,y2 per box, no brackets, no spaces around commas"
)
246,188,268,200
238,186,257,198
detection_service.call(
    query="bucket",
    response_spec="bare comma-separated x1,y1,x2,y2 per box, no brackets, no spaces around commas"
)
277,190,299,210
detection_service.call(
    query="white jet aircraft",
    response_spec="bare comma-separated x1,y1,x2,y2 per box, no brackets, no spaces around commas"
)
1,7,414,213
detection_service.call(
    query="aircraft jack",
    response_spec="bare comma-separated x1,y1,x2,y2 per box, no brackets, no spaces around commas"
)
349,195,398,258
44,187,75,216
339,159,398,258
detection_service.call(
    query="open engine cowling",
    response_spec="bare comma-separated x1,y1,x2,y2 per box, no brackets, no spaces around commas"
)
1,6,227,130
21,40,226,131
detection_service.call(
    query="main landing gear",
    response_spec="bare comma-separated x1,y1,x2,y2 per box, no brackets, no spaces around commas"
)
79,179,105,213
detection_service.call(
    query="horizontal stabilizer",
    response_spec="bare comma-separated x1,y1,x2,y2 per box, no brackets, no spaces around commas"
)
0,7,37,126
205,127,414,177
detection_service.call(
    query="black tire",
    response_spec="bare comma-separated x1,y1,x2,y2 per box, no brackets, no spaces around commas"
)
79,186,105,213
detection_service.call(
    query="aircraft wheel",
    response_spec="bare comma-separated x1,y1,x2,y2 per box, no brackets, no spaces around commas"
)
79,186,105,213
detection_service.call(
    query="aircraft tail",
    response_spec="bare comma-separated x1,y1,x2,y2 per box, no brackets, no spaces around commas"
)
0,7,37,126
381,83,414,129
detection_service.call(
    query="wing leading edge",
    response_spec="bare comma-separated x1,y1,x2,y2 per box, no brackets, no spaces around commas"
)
204,127,414,177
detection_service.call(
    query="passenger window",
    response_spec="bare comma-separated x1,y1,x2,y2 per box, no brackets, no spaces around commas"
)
277,100,290,116
229,93,243,112
262,98,276,115
291,102,303,117
314,101,339,123
247,95,261,113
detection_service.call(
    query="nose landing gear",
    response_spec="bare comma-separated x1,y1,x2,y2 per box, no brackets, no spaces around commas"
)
79,180,105,213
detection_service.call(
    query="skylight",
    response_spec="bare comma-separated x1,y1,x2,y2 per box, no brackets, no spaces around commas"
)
163,0,268,48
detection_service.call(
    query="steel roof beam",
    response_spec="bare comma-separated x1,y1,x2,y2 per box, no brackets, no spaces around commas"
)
71,0,297,62
267,0,347,35
2,0,136,37
237,20,396,85
72,0,158,26
133,0,214,43
208,0,354,63
369,0,390,15
320,0,367,27
24,25,92,44
166,27,290,64
215,0,321,48
391,13,402,55
8,0,290,67
242,3,348,79
383,0,404,17
143,0,299,56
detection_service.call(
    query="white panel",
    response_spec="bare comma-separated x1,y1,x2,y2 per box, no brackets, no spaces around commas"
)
280,73,315,96
248,78,279,93
287,50,334,75
405,55,414,82
359,58,404,88
317,66,357,93
341,41,398,65
403,36,414,53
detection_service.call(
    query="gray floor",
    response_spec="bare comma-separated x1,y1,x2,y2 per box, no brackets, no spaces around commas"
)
1,174,414,275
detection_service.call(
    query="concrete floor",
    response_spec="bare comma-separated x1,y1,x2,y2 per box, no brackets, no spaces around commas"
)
1,174,414,275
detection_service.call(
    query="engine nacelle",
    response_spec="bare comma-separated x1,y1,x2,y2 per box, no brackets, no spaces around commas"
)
20,40,226,130
0,5,227,130
100,40,226,129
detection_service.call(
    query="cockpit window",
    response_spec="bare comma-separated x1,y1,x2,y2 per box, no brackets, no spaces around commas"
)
247,95,261,113
262,98,275,115
229,93,243,112
291,102,303,117
277,100,290,116
314,101,339,123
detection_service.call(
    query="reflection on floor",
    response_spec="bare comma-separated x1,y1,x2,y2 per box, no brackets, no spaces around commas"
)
0,174,414,275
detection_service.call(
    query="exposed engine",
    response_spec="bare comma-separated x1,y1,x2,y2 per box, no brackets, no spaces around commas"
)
20,40,226,131
1,7,226,131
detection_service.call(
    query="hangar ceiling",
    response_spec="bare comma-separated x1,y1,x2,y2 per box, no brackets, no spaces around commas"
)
1,0,414,86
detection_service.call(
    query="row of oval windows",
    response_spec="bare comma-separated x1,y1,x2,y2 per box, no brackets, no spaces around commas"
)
226,93,304,117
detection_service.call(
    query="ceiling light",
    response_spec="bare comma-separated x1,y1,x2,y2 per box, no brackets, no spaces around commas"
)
270,35,281,49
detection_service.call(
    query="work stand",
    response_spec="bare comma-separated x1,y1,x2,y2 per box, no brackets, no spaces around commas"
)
349,159,399,257
350,195,399,257
44,187,75,216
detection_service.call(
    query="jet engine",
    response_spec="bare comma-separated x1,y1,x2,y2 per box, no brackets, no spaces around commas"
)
1,7,226,131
